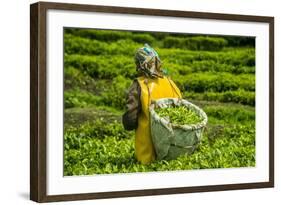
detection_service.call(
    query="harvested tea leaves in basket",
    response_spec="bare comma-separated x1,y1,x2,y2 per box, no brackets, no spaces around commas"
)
155,106,203,125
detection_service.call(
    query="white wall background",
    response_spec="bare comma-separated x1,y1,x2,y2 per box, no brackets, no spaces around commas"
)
0,0,279,204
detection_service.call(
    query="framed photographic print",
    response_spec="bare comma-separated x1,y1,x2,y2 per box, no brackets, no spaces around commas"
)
30,1,274,202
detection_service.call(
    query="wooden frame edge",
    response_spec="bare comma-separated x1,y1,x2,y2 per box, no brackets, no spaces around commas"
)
30,2,48,202
30,2,40,202
40,182,273,202
269,17,274,188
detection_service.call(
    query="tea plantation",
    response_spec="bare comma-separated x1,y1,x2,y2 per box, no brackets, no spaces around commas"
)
63,28,255,176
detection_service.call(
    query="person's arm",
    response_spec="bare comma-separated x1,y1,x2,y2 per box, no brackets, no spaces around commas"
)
122,80,141,131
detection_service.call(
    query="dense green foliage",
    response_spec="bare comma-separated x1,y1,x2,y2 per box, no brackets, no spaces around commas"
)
163,36,228,51
63,28,256,175
155,106,203,125
64,104,255,175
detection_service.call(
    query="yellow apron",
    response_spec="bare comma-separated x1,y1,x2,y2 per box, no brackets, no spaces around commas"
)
136,76,182,164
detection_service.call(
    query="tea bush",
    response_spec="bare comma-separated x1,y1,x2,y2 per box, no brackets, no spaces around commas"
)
64,54,136,79
185,60,255,74
159,48,255,67
175,72,255,93
223,36,255,47
100,75,132,110
163,36,228,51
184,90,255,106
64,89,103,108
64,33,255,67
64,34,141,56
64,117,255,175
64,76,131,110
66,29,156,45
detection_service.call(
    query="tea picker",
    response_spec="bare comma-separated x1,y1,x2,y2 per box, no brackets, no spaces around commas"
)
122,44,207,164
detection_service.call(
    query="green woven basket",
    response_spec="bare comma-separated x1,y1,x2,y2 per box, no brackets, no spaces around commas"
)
149,98,208,160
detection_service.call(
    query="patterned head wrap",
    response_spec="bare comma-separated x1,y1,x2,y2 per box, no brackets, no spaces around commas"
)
135,44,164,78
